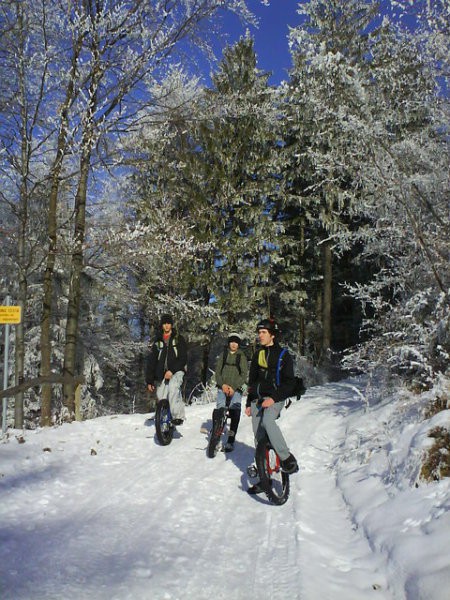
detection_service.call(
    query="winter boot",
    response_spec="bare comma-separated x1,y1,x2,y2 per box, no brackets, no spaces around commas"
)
281,453,299,474
224,433,235,452
247,481,264,495
246,464,258,478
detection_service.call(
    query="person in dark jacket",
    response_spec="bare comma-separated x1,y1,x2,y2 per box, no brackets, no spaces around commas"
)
245,318,298,495
146,314,187,424
212,333,248,452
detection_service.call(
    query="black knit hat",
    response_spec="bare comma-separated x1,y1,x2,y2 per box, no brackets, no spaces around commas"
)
160,314,174,326
256,318,278,335
227,333,242,345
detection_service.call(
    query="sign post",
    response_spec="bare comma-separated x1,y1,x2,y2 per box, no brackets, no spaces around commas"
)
1,297,21,434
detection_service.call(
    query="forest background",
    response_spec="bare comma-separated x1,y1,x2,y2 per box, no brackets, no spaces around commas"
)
0,0,449,433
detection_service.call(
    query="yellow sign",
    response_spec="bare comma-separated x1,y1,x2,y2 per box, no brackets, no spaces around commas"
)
0,306,21,324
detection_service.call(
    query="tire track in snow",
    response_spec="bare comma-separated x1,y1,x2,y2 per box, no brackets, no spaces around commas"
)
224,413,304,600
163,411,260,599
250,504,303,600
287,385,393,599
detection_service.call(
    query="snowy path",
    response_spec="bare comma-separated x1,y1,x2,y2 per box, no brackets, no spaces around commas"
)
1,380,449,599
289,384,390,598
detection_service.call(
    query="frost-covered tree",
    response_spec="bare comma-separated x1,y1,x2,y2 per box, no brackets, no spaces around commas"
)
131,37,284,357
113,68,220,394
58,0,262,418
129,36,287,386
339,5,450,386
0,0,73,426
281,0,380,362
285,0,449,384
187,35,282,330
1,0,263,425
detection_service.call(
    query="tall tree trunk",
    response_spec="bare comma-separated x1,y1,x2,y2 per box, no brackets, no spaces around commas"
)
62,34,101,418
39,38,82,426
315,287,323,363
322,240,332,354
14,3,28,429
63,152,91,418
298,216,306,356
15,185,28,428
199,287,212,386
40,138,72,425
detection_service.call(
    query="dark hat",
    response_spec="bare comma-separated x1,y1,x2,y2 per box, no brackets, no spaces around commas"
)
160,314,174,325
227,333,242,345
256,318,278,335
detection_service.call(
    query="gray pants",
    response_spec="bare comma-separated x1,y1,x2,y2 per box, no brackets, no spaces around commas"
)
157,371,185,421
251,400,290,461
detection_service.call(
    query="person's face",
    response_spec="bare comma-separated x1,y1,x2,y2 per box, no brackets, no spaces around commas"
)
228,341,239,353
162,322,172,334
258,328,274,346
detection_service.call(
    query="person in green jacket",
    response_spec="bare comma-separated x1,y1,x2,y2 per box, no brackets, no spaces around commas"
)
212,333,248,452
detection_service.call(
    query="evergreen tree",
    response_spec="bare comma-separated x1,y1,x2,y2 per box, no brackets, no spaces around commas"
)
131,38,283,340
340,8,450,385
189,35,282,332
283,0,449,384
280,0,380,362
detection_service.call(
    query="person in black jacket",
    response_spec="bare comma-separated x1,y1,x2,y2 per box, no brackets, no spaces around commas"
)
145,314,187,425
245,318,298,495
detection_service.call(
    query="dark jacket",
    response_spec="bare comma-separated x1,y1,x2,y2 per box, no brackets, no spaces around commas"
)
215,348,248,392
246,342,295,407
145,329,187,385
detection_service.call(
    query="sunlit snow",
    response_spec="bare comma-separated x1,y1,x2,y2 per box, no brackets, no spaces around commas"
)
1,377,449,599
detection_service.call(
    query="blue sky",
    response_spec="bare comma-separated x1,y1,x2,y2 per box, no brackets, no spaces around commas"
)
212,1,420,86
217,0,303,85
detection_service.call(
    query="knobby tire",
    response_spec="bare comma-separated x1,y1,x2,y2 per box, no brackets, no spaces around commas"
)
155,398,174,446
255,436,290,505
207,418,225,458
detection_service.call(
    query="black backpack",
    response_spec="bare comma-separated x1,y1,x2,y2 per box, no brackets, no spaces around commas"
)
276,348,306,408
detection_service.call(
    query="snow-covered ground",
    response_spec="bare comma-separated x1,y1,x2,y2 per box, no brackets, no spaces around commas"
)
1,377,449,600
